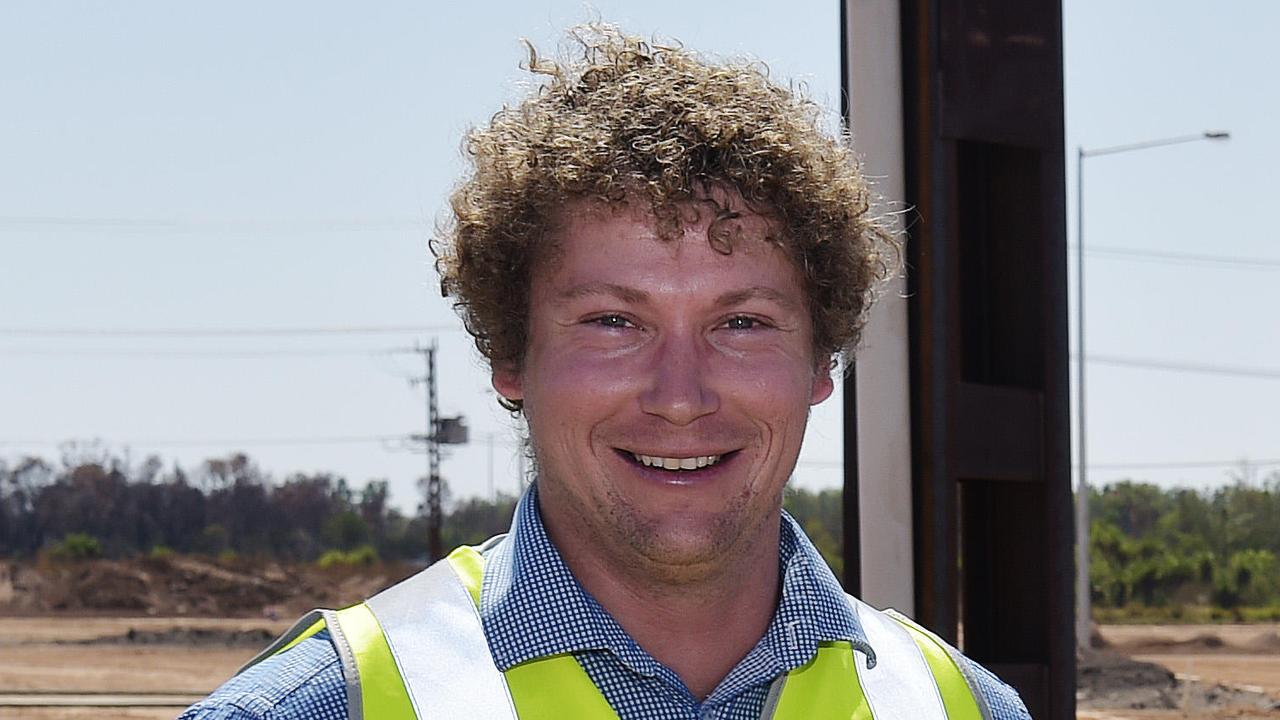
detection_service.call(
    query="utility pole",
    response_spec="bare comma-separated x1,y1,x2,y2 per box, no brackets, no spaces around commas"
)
1074,130,1229,650
486,432,495,501
406,340,468,562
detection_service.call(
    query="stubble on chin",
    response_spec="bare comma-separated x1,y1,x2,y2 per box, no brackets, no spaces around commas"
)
561,478,772,589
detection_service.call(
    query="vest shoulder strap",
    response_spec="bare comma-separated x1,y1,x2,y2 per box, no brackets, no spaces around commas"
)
235,606,385,720
363,553,518,719
237,609,326,676
445,546,618,718
884,609,992,720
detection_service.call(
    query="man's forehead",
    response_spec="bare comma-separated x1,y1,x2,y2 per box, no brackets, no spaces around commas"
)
552,280,802,311
549,194,785,252
533,197,808,313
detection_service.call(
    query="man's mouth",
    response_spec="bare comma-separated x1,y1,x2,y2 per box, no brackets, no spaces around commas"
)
630,452,723,471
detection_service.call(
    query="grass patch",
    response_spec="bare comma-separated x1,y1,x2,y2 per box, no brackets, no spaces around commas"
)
1096,604,1280,624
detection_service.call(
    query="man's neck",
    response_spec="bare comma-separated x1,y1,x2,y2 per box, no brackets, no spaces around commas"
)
546,515,783,700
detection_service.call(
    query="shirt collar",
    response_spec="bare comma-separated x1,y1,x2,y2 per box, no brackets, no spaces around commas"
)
479,482,874,673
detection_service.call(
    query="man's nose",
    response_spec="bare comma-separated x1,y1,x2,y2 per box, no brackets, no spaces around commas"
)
638,333,720,425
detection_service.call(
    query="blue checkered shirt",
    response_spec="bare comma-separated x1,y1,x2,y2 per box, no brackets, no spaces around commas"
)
181,484,1029,719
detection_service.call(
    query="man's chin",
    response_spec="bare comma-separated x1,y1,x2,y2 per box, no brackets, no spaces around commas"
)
615,512,749,580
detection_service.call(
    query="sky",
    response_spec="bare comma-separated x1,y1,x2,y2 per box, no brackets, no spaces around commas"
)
1,1,1276,513
1063,1,1280,491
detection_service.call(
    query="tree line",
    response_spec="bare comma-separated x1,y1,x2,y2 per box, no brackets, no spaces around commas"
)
0,450,517,563
4,448,1276,613
1089,476,1280,611
0,449,843,568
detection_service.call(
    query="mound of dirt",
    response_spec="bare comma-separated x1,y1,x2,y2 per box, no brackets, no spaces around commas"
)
1079,649,1180,709
1078,649,1280,713
1119,632,1227,653
1089,625,1110,649
0,556,417,618
1244,630,1280,653
1100,624,1280,656
68,626,276,647
28,556,298,615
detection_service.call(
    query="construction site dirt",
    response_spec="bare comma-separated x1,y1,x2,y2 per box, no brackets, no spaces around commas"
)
1,558,1277,719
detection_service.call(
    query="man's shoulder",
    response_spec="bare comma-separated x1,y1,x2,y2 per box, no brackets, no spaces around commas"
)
179,632,347,720
854,600,1030,720
956,653,1034,720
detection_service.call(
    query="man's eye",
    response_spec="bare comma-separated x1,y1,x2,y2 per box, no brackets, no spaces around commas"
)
592,314,633,329
724,316,760,330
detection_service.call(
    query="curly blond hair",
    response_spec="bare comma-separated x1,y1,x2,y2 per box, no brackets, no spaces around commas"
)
433,24,894,403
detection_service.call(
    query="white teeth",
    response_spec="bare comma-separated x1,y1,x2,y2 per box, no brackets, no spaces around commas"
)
631,453,722,470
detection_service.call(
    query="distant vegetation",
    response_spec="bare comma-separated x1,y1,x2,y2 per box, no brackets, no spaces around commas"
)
0,449,842,569
0,450,514,564
3,450,1277,619
1088,477,1280,621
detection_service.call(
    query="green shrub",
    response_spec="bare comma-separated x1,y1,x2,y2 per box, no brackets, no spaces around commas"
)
148,544,174,559
317,544,379,569
1092,603,1280,624
48,533,103,560
1240,604,1280,622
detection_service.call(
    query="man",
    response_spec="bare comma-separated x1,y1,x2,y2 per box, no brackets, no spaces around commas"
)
184,23,1030,719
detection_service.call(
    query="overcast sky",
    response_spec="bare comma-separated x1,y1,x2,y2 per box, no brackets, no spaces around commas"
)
2,1,1276,511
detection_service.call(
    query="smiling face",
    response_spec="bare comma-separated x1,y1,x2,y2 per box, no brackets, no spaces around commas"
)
493,198,834,583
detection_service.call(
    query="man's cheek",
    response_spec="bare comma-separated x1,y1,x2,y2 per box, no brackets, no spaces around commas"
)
533,350,645,399
711,357,814,401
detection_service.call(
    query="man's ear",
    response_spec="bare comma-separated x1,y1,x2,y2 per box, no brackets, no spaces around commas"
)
492,364,524,403
810,357,835,405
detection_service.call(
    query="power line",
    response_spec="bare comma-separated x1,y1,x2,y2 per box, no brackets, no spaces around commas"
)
1085,353,1280,380
3,438,1275,476
1080,244,1280,270
0,432,525,451
0,434,410,449
801,457,1280,471
0,324,460,338
796,459,842,469
1088,458,1280,471
5,347,1276,383
0,216,422,232
0,348,390,358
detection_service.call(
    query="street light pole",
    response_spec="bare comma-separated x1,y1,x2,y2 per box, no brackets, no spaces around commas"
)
1075,129,1230,651
1076,145,1088,652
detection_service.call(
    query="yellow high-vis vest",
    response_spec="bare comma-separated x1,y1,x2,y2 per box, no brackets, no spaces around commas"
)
242,544,993,720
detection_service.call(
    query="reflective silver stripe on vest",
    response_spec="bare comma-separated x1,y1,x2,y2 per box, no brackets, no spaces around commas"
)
851,597,948,719
236,609,364,719
237,608,325,675
322,608,365,720
366,561,960,720
366,558,518,719
884,609,996,720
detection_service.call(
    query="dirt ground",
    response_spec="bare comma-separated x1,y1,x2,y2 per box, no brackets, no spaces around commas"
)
3,710,178,720
1,616,1278,718
1096,623,1280,700
1078,624,1280,719
0,557,407,718
1078,711,1280,720
0,616,280,719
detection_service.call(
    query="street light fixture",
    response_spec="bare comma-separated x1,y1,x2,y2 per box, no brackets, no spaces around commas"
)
1075,129,1230,650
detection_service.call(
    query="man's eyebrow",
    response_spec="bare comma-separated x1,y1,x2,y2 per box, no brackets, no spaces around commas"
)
556,282,650,304
715,286,801,310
